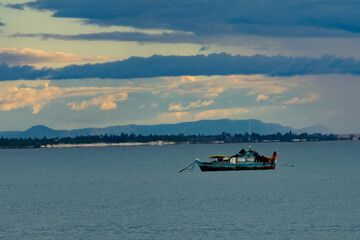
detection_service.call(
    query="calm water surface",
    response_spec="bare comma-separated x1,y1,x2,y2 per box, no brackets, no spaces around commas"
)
0,141,359,239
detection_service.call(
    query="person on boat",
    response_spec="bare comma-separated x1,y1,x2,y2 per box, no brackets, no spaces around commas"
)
270,151,279,163
258,151,278,163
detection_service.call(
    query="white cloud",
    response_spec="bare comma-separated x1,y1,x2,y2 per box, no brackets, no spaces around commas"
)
164,76,198,92
157,107,249,123
161,75,290,98
256,94,269,101
194,107,249,120
284,93,320,104
0,85,63,114
0,85,136,113
157,111,192,122
151,102,159,108
67,93,128,111
0,48,110,65
168,100,213,111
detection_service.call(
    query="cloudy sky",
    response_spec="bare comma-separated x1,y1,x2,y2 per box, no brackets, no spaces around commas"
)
0,0,359,133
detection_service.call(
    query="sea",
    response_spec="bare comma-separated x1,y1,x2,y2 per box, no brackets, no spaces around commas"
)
0,141,359,240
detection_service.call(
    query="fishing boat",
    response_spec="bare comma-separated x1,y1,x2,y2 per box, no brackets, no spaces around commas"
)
178,120,280,172
179,147,278,172
194,148,278,172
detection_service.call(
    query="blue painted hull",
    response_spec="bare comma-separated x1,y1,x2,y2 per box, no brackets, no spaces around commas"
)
195,160,276,171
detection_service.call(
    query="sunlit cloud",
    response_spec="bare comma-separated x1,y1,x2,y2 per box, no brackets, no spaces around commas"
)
151,102,159,108
247,85,288,95
168,100,213,111
0,48,110,65
158,107,250,123
162,75,290,98
165,76,198,92
0,85,62,114
157,111,192,122
0,84,143,113
0,74,300,115
204,86,225,98
194,107,249,120
256,94,269,101
284,93,320,104
67,93,128,111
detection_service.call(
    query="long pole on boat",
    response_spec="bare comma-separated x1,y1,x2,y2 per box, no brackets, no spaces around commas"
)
247,119,251,163
248,119,251,144
248,119,251,149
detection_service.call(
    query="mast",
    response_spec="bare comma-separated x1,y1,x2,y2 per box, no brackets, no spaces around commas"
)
246,119,251,164
248,119,251,149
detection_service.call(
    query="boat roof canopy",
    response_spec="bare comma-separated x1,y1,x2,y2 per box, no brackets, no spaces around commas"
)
207,155,230,159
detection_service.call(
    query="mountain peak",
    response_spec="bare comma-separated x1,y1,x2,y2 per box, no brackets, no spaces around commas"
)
22,125,57,138
26,125,54,131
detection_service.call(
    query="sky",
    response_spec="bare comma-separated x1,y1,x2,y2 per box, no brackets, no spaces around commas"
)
0,0,360,133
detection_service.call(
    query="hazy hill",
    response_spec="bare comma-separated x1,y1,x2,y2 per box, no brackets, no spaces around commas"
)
0,119,331,139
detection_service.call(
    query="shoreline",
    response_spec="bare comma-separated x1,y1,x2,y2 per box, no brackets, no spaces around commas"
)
1,139,358,149
41,140,179,148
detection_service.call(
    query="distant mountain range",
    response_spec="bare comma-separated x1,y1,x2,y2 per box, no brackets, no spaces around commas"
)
0,119,331,139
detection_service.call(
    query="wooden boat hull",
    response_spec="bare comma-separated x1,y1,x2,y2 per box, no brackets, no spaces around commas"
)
195,160,275,172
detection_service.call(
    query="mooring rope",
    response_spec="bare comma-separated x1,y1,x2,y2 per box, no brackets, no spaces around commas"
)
277,163,295,168
178,160,197,173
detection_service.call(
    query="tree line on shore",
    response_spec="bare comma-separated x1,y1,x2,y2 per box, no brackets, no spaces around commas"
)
0,131,345,148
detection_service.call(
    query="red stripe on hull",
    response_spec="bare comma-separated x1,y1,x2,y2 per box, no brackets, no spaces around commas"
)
199,165,276,172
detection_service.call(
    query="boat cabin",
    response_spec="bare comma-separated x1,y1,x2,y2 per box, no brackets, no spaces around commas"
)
208,149,258,164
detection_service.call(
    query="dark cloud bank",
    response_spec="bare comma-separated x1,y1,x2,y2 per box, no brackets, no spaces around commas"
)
1,53,360,81
7,0,360,37
11,32,204,44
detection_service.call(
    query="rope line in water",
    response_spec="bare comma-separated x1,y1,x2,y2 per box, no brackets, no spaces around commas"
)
178,160,197,173
277,163,295,168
